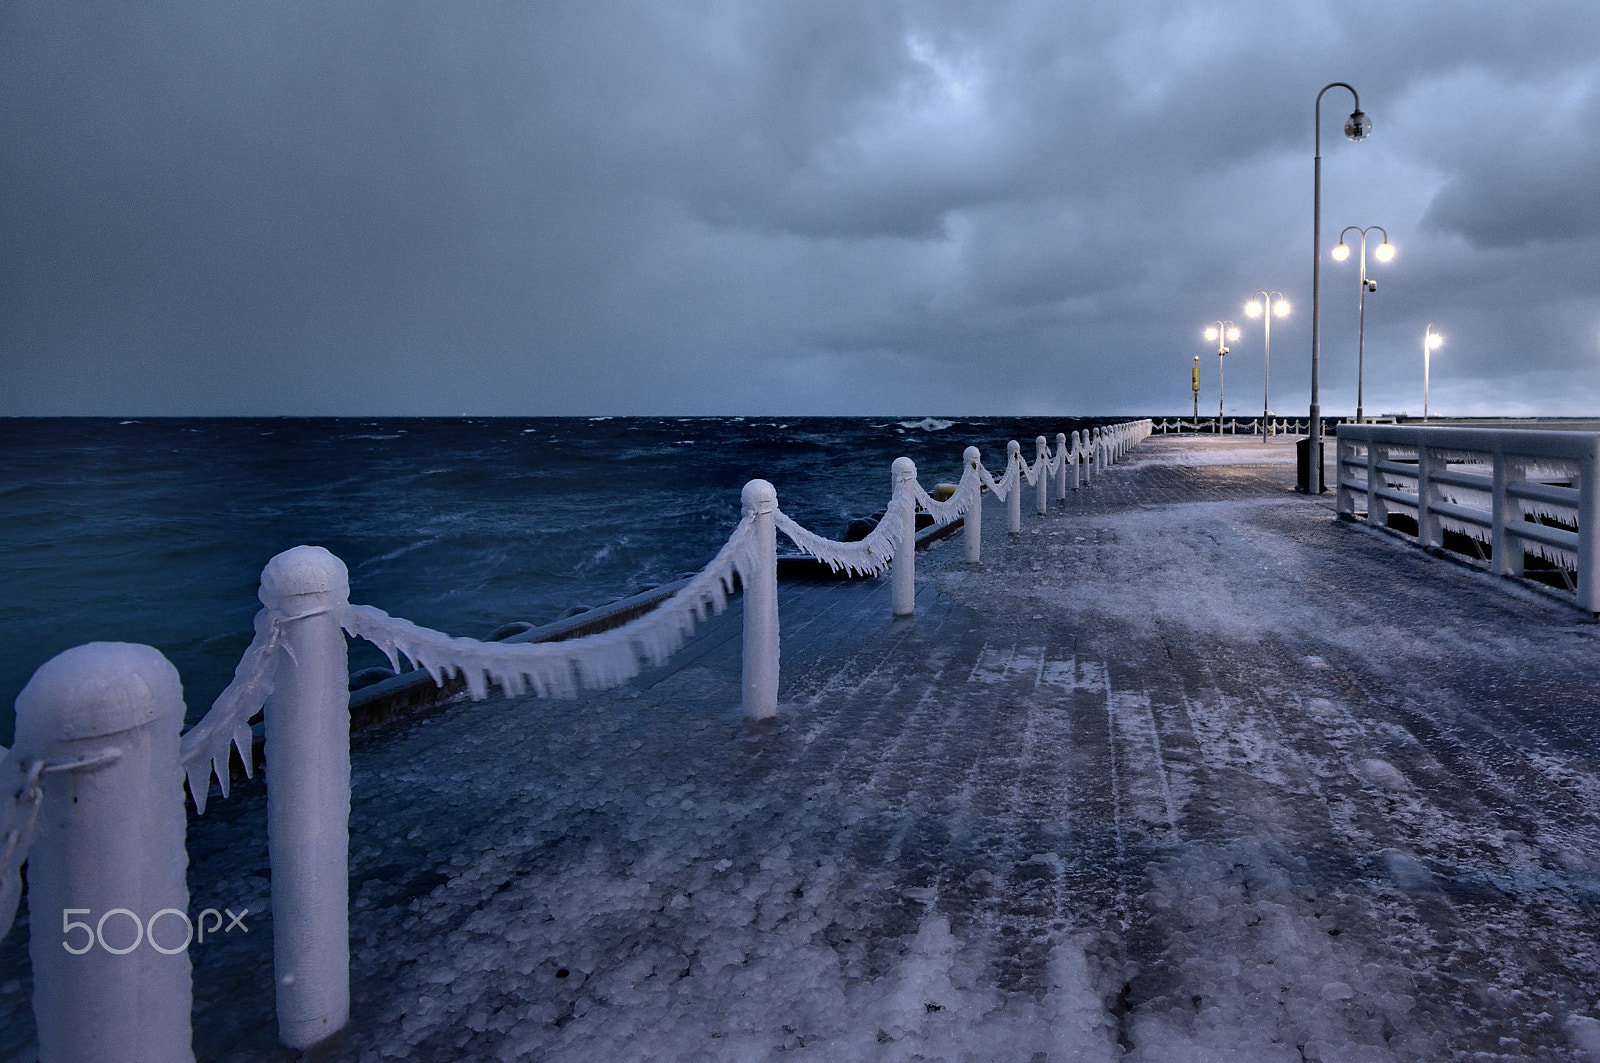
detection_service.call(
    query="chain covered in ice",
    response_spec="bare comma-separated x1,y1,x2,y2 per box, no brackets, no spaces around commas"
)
178,607,281,813
978,454,1020,501
339,516,755,702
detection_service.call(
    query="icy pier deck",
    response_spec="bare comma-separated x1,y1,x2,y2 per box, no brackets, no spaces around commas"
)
10,435,1600,1062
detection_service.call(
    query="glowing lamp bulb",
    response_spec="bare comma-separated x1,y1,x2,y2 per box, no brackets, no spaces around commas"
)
1374,242,1395,262
1246,301,1263,318
1274,300,1291,317
1331,243,1350,262
1204,327,1219,342
1227,327,1241,342
1427,332,1443,350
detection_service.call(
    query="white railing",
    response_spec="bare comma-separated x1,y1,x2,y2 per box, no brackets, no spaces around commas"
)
1151,416,1311,436
0,419,1152,1059
1335,423,1600,612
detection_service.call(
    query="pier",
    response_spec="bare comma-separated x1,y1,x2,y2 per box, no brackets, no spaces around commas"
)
6,432,1600,1060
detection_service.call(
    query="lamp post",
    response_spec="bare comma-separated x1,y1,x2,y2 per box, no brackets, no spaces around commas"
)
1246,291,1290,439
1423,323,1443,420
1332,226,1393,423
1191,354,1201,421
1204,320,1240,432
1309,82,1372,494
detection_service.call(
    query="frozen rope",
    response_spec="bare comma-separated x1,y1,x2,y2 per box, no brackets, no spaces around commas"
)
977,453,1019,502
339,516,755,702
179,607,281,813
1021,450,1047,487
773,492,915,577
0,747,124,941
910,463,983,526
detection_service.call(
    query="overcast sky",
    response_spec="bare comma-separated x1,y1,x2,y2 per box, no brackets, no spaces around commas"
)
3,1,1599,417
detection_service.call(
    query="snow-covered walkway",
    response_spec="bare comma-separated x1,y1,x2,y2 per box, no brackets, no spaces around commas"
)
8,434,1600,1062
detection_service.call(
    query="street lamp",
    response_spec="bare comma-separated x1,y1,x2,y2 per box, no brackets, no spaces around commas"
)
1309,82,1372,494
1423,324,1443,420
1204,320,1240,432
1331,226,1393,423
1246,291,1290,439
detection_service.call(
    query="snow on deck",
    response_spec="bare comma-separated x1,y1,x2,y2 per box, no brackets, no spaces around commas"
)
7,435,1600,1061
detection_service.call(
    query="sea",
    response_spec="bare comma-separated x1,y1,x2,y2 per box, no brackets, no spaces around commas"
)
0,415,1113,743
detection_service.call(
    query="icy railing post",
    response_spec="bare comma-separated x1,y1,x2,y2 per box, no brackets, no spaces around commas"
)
963,446,982,564
1006,441,1022,534
891,457,918,617
1416,445,1438,549
1580,441,1600,613
1335,436,1354,517
740,479,780,719
257,546,351,1050
1071,431,1082,491
1034,436,1049,515
1055,433,1068,501
16,643,192,1063
1491,454,1524,578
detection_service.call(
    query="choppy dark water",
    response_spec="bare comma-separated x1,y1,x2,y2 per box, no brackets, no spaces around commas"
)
0,415,1112,741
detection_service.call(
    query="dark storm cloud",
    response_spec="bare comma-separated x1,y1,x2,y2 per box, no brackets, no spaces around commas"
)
2,0,1599,415
1419,73,1600,247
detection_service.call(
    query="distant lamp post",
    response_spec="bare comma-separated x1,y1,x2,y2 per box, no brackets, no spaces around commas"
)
1331,226,1393,423
1309,82,1371,493
1204,321,1241,432
1245,291,1290,439
1192,354,1201,420
1423,324,1443,420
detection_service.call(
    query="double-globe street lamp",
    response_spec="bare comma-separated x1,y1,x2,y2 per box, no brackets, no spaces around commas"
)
1332,226,1394,423
1203,320,1240,432
1309,82,1372,493
1423,324,1443,420
1245,291,1290,439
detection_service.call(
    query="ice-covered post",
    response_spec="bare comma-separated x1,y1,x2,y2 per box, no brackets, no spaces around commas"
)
16,642,192,1063
1491,453,1523,578
1580,441,1600,613
1005,441,1022,533
963,446,982,564
892,457,917,617
1366,442,1388,530
1335,435,1354,516
1055,433,1068,500
258,546,351,1050
1071,431,1082,491
1415,445,1438,549
1035,436,1049,515
740,479,780,718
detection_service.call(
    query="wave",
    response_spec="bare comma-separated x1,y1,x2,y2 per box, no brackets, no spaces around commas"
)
897,418,956,432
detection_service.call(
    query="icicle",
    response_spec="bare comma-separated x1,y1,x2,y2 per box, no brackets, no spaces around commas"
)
177,608,280,813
